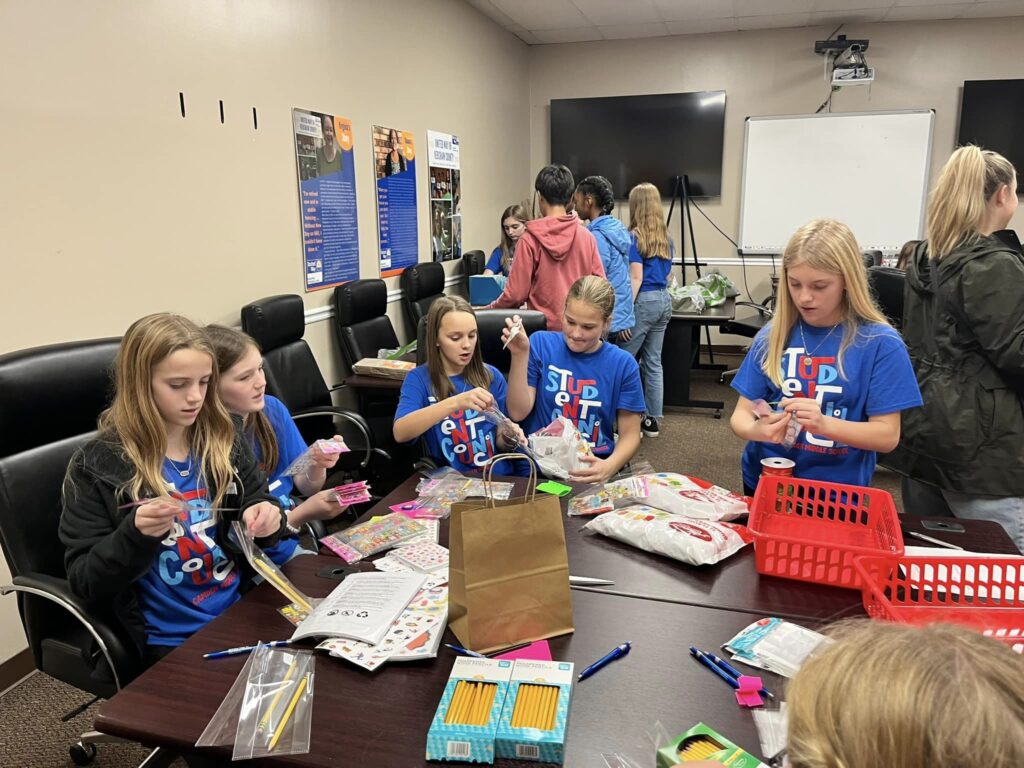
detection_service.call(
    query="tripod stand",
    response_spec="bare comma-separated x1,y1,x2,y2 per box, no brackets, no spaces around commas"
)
665,173,718,367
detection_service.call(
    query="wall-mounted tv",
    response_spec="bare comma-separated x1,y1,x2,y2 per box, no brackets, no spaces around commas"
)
550,91,726,198
958,79,1024,184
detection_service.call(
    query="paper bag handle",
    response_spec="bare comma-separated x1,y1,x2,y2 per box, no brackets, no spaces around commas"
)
483,453,538,506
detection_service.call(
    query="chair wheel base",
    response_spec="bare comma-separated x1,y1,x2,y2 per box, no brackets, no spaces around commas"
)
70,741,97,765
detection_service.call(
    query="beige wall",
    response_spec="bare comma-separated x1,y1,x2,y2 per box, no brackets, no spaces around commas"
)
529,17,1024,340
0,0,529,666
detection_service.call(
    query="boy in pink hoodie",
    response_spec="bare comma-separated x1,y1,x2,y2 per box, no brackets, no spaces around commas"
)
486,165,605,331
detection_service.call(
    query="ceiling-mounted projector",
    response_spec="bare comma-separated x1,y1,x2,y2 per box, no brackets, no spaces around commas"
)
815,34,874,87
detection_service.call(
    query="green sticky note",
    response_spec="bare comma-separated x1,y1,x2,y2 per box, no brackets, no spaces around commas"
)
537,481,573,497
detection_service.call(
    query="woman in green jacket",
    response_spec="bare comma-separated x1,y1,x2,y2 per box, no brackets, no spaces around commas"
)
891,145,1023,551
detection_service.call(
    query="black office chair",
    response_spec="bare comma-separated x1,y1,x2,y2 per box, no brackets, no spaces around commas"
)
416,309,547,377
0,339,170,766
241,294,398,499
400,261,446,339
333,279,401,368
862,250,883,269
868,265,906,331
463,249,486,277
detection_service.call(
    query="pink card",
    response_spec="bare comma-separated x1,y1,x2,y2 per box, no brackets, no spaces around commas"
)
493,640,552,662
734,675,764,708
390,500,428,516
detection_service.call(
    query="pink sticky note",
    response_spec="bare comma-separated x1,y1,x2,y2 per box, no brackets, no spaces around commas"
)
734,675,764,708
493,640,553,662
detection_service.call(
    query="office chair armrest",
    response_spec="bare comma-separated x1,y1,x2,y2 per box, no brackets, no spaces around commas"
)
2,572,136,691
327,383,347,393
735,300,774,318
290,406,375,468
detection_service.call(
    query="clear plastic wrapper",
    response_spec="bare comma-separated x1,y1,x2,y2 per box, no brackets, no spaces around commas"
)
281,438,350,477
195,648,260,749
527,415,593,480
584,505,753,566
751,398,801,449
231,521,315,613
568,463,654,517
319,513,426,563
723,617,830,678
413,467,514,519
751,703,788,764
233,645,315,760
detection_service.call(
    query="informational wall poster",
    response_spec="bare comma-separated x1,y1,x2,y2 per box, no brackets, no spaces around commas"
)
373,125,418,277
427,130,461,262
292,108,360,291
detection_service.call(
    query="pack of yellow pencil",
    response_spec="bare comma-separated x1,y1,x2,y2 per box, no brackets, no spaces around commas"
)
657,722,767,768
495,660,575,764
426,657,513,763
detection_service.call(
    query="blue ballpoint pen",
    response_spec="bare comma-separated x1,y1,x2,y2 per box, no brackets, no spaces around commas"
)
690,647,774,699
203,639,292,659
444,643,487,658
703,649,775,699
577,641,631,681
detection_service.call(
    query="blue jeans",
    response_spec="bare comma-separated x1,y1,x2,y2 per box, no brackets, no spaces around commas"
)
620,289,671,419
903,476,1024,554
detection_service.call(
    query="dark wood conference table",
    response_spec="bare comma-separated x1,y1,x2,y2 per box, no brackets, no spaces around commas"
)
96,558,783,767
663,297,736,416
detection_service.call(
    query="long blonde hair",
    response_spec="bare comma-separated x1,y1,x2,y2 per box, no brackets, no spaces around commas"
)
787,621,1024,768
426,296,492,401
205,324,279,474
927,145,1016,260
762,219,888,387
98,314,237,510
498,203,529,274
628,182,671,260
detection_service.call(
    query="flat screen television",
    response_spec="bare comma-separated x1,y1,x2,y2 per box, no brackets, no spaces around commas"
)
550,91,726,198
957,79,1024,185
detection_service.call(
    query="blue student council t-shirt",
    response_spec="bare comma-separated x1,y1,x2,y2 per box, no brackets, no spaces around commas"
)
137,460,241,647
628,236,673,292
254,395,308,565
731,322,922,490
485,246,509,276
396,364,523,475
525,331,646,456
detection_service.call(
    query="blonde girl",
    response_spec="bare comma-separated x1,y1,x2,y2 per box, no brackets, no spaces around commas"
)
729,219,921,495
60,314,283,664
484,203,529,277
505,276,646,484
206,325,349,564
889,146,1023,550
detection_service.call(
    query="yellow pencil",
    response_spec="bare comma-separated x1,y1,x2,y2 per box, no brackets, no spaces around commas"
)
477,683,494,725
253,559,313,612
445,681,466,725
527,685,541,729
511,685,526,728
543,685,556,730
453,681,472,725
259,657,299,732
268,673,308,751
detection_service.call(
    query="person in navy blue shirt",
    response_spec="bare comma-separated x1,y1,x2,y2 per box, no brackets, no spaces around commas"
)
621,182,674,439
572,176,635,338
729,219,922,495
505,276,646,484
207,325,350,564
394,296,526,475
484,203,528,277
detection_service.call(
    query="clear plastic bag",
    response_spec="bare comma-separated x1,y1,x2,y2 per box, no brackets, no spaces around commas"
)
195,648,260,749
413,467,514,519
527,415,594,480
752,398,801,449
568,462,654,517
281,438,350,478
233,645,315,759
319,513,427,563
231,521,315,613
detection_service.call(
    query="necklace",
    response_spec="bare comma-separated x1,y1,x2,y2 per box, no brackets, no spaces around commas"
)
797,321,840,366
165,453,192,478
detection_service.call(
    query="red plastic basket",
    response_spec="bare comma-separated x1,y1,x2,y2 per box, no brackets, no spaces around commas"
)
854,554,1024,652
747,476,903,589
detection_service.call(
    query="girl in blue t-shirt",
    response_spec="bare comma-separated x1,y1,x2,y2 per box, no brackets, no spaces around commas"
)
483,204,528,277
504,276,647,484
729,219,923,495
621,182,674,439
60,314,284,662
394,296,525,474
207,325,350,564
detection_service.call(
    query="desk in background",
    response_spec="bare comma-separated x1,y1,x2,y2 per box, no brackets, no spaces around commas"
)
662,297,735,417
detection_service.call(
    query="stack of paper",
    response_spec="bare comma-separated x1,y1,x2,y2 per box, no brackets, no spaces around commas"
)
392,543,449,574
352,357,415,380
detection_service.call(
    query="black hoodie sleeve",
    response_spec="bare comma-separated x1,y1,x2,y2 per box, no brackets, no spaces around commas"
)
228,434,286,549
59,449,164,605
959,251,1024,384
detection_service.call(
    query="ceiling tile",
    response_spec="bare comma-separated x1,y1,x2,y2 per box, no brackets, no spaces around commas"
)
884,3,971,20
665,17,741,33
735,0,814,16
961,0,1024,17
489,0,589,30
463,0,520,27
598,21,674,39
654,0,738,21
572,0,663,25
531,26,606,43
737,12,813,28
810,8,889,23
813,0,892,9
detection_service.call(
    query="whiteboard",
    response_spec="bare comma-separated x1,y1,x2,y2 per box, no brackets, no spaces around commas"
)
738,110,934,254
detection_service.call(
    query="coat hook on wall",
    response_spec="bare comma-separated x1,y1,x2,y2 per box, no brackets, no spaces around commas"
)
252,107,258,131
179,92,186,118
219,99,225,124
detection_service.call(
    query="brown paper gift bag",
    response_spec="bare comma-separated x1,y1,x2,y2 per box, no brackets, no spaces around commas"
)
448,454,574,653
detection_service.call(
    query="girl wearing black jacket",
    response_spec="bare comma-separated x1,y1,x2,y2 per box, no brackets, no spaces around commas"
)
60,314,284,665
891,146,1023,552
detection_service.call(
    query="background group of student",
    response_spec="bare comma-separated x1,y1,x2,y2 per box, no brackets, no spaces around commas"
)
55,146,1023,767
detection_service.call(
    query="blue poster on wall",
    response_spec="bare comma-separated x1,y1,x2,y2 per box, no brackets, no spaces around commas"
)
373,125,418,277
292,108,360,291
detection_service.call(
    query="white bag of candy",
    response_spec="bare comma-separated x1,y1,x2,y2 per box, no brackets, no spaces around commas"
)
644,472,749,522
584,504,753,566
527,415,593,480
